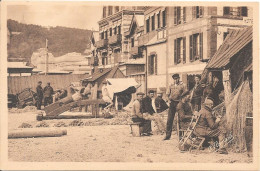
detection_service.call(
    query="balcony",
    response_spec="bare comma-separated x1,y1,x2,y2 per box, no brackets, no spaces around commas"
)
108,34,122,45
130,46,139,56
96,39,108,49
138,30,157,46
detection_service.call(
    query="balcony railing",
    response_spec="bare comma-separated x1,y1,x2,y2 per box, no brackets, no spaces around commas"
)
108,34,122,45
130,46,139,55
96,39,108,49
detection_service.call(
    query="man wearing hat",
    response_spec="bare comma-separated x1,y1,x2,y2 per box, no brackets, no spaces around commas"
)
155,90,168,113
193,97,228,154
131,92,152,135
36,81,43,110
176,90,193,129
190,75,204,112
164,73,187,140
43,82,54,107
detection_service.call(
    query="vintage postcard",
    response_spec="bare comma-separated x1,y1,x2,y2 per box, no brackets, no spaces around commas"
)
0,1,259,170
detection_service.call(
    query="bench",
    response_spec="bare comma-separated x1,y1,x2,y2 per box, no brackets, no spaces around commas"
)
130,122,142,137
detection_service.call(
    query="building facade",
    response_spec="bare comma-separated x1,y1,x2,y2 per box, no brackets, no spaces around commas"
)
167,6,253,90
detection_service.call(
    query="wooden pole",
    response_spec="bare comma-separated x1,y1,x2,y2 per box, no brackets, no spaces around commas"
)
45,39,49,75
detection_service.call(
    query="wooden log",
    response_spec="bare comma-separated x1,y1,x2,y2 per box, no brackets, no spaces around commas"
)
8,129,67,139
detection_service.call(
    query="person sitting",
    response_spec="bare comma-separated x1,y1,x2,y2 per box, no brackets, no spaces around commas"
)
155,90,169,113
142,90,166,134
193,97,228,154
131,92,152,136
176,91,193,130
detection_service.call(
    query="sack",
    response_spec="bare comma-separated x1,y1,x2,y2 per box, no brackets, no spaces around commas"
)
72,92,82,101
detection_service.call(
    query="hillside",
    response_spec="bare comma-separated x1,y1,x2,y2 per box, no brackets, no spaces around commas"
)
7,19,93,62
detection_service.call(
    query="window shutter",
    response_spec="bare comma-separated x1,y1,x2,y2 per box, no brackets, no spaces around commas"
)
223,7,230,15
183,37,186,64
183,7,186,23
190,35,193,62
174,39,177,65
241,7,248,17
177,7,181,24
199,6,204,17
177,39,180,63
148,55,151,75
192,6,196,19
174,7,177,25
155,55,158,75
199,33,203,60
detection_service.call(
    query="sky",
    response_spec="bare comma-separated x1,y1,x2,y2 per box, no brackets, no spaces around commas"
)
7,5,103,30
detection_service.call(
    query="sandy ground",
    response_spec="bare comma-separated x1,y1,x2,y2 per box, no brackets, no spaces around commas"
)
8,110,252,163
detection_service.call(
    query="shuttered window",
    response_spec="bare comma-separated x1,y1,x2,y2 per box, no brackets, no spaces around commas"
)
152,15,155,31
103,7,107,18
148,54,157,75
192,6,204,19
174,37,186,65
223,7,247,17
162,10,166,27
174,7,177,25
146,18,150,33
183,7,186,23
190,33,203,62
109,28,112,36
157,12,160,28
183,37,186,63
174,39,177,64
114,26,117,35
118,25,121,35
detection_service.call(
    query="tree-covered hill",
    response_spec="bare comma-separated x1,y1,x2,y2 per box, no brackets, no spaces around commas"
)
7,19,93,62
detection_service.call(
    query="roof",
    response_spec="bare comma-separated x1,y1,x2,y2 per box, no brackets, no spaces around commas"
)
86,68,112,82
120,58,145,65
8,62,33,69
125,15,144,36
206,26,252,69
39,70,71,74
245,63,252,72
145,36,166,46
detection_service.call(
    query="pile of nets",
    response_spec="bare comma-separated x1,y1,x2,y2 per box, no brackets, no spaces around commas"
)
36,121,49,127
18,123,33,128
9,106,38,113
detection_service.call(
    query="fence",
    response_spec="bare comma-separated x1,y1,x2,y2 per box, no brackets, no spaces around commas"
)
8,74,88,94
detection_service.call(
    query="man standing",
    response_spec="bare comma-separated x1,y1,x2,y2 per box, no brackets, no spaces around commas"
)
155,91,168,113
131,92,152,136
36,81,43,110
164,73,186,140
190,75,204,112
43,82,54,107
193,97,228,154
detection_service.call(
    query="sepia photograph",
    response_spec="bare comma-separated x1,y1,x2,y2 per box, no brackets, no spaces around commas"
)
0,1,259,170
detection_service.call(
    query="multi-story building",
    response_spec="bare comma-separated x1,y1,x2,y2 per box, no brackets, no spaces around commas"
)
167,6,253,90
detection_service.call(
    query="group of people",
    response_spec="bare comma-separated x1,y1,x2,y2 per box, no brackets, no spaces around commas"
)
36,81,54,110
132,73,228,154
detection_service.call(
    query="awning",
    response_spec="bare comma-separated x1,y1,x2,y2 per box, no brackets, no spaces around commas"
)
206,26,252,69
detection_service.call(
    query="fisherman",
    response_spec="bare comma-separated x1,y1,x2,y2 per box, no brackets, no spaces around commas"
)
36,81,43,110
190,75,204,112
202,76,221,106
142,90,166,134
176,91,193,129
43,82,54,107
193,97,228,154
131,92,152,136
155,90,168,113
164,73,187,140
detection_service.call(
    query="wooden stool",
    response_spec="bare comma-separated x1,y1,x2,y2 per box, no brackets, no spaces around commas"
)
130,122,142,137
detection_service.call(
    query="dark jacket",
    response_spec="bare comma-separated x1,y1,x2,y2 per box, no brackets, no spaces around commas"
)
192,83,204,100
43,86,54,97
36,85,43,98
155,96,168,113
142,96,155,115
194,105,219,136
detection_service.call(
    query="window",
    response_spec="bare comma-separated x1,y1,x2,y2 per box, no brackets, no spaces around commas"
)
189,33,203,62
223,32,229,40
223,7,248,17
174,37,186,64
157,12,160,28
115,6,119,13
131,38,135,47
103,7,107,18
162,10,166,27
192,6,204,19
148,54,157,75
109,28,112,36
102,52,108,65
114,26,117,35
146,18,150,33
174,7,186,25
152,15,155,31
183,7,186,23
100,32,104,39
108,6,113,16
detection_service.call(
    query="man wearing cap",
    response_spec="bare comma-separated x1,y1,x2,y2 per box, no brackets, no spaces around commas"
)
155,91,168,113
164,73,187,140
193,97,228,154
176,91,193,129
36,81,43,110
131,92,152,135
43,82,54,107
190,75,204,112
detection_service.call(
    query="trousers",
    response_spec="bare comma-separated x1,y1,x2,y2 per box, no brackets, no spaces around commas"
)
165,100,179,139
142,113,166,133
